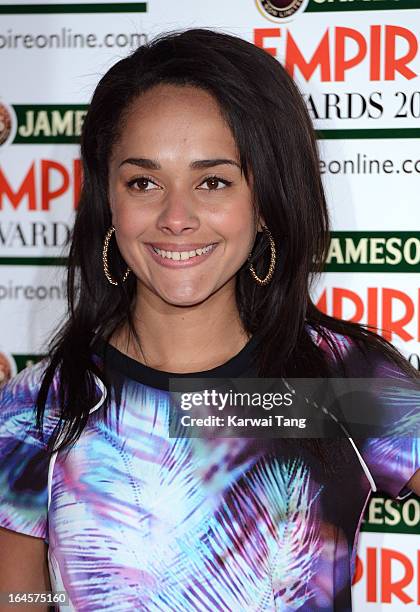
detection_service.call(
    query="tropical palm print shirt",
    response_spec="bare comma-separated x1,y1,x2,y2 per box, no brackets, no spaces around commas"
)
0,329,419,611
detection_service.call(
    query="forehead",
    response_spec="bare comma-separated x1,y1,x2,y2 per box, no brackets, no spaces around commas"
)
127,83,222,120
113,84,238,159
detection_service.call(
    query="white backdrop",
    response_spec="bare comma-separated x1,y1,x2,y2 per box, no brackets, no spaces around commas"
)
0,1,419,608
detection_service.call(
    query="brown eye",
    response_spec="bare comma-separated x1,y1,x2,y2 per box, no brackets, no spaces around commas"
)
205,177,221,190
135,178,151,190
199,176,232,190
127,177,159,191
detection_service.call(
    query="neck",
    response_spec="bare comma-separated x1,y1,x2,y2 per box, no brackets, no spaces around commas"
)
110,281,251,373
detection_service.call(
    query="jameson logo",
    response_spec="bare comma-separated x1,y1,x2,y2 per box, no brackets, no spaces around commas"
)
361,493,420,534
306,0,417,12
324,232,420,272
12,105,88,144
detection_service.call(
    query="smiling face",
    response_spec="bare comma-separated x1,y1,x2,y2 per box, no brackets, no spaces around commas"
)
108,84,263,307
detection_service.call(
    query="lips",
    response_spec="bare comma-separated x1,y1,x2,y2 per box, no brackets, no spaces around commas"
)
146,242,218,268
147,242,217,251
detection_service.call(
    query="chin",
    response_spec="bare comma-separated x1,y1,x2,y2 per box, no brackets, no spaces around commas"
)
159,286,213,307
163,294,210,308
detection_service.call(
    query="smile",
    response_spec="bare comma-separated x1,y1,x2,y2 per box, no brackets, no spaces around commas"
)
146,242,219,268
152,244,216,260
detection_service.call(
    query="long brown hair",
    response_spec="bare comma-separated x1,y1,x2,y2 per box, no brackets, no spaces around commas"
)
35,28,418,454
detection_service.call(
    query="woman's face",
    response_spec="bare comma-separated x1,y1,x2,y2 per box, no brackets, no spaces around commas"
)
108,84,263,307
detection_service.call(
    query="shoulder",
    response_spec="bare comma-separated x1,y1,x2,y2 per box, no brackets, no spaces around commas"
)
308,324,415,379
0,361,56,541
308,325,358,370
1,359,49,400
308,325,354,355
0,359,59,448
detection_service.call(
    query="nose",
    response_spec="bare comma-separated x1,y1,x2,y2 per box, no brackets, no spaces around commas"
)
157,188,200,235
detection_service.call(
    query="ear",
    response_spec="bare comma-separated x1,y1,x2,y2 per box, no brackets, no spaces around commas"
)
257,216,266,232
108,197,115,219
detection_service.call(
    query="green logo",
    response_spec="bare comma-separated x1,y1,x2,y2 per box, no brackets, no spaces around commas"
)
362,493,420,534
324,232,420,272
0,3,147,15
11,105,88,144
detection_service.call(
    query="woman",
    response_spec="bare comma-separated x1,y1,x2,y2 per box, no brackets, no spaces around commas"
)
0,28,419,611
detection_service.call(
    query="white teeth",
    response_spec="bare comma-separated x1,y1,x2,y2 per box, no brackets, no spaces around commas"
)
152,244,215,260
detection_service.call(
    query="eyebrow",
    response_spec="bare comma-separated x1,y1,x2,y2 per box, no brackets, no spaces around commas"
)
119,157,241,170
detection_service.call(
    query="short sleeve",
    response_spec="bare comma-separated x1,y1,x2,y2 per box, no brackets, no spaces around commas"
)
319,330,420,499
361,437,419,499
0,361,55,541
358,358,420,498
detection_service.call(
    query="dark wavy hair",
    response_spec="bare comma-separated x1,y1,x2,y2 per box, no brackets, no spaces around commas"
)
35,28,417,455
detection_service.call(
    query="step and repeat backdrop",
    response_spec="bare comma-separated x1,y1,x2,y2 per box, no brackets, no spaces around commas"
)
0,0,419,609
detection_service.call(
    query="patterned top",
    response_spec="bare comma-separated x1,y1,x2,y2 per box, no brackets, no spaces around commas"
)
0,329,418,611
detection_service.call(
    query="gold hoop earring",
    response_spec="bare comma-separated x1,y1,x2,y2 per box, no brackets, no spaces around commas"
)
248,226,276,286
102,225,131,286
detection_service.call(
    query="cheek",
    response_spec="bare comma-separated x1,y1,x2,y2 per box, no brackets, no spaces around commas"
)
110,182,140,231
116,211,141,236
225,208,256,252
111,198,148,238
111,208,148,264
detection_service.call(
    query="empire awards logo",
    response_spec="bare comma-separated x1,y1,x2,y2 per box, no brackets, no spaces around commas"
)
0,101,16,147
256,0,310,22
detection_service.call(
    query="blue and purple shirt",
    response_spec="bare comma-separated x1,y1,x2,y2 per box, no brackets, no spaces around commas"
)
0,329,419,611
